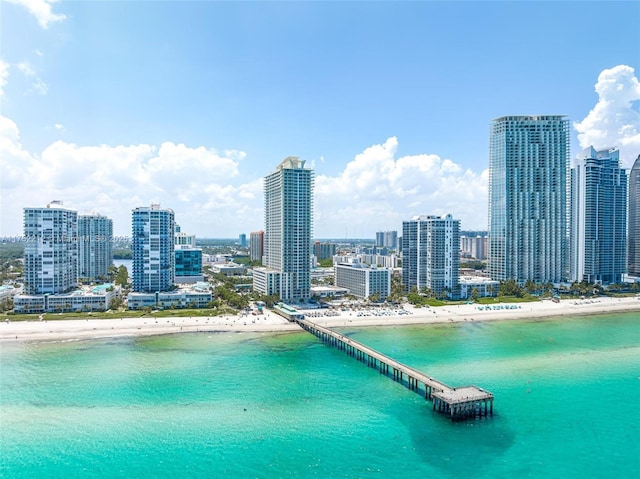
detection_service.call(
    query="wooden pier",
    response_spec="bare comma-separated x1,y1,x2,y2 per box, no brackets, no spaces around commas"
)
295,318,493,420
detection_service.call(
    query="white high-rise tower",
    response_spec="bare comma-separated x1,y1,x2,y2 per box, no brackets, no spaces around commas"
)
253,157,314,302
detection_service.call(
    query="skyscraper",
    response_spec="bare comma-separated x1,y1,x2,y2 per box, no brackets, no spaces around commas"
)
253,157,314,302
376,231,398,249
23,201,78,294
249,230,264,263
132,204,175,293
78,214,113,282
488,115,570,284
570,147,627,284
402,214,460,298
628,155,640,277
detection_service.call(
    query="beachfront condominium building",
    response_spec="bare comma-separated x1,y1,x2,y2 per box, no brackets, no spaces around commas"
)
570,147,627,284
334,260,391,301
23,201,78,294
253,157,314,302
132,204,175,293
78,214,113,282
376,230,398,250
488,115,570,284
628,155,640,277
402,214,460,298
249,230,264,263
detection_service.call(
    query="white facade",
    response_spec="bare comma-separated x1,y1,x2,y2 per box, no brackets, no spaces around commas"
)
459,276,499,299
127,283,212,310
14,284,118,314
570,147,627,284
78,214,113,281
23,202,78,295
249,230,264,262
488,115,569,284
334,261,391,301
402,214,460,298
255,157,314,302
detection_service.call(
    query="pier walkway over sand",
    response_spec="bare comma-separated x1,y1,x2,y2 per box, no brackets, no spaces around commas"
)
294,318,494,420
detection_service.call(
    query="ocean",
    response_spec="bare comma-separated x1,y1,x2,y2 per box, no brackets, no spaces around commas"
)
1,312,638,478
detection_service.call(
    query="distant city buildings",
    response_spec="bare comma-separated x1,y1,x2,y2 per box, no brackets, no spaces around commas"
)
78,214,113,282
249,231,264,263
460,234,487,260
334,259,391,301
628,155,640,277
131,204,175,293
23,201,78,295
375,230,398,250
488,115,569,284
570,147,627,284
253,157,314,302
402,214,460,298
239,233,247,248
314,241,336,261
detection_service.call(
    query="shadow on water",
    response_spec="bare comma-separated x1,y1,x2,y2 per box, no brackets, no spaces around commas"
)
391,397,515,476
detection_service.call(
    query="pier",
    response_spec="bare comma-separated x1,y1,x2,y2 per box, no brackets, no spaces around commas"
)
295,318,493,420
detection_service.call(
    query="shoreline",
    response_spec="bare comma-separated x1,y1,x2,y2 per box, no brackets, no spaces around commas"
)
2,296,639,343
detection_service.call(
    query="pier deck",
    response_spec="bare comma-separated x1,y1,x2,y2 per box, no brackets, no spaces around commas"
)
295,318,493,420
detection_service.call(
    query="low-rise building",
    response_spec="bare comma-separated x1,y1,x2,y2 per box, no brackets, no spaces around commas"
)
127,282,212,310
334,260,391,301
13,284,119,314
459,276,499,299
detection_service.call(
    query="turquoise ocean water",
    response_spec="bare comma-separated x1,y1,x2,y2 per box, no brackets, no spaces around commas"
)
1,312,638,478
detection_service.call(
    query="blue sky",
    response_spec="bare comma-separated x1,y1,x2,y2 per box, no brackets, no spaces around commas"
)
1,0,639,238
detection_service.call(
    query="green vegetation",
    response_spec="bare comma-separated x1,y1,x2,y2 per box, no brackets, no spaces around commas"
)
318,258,333,268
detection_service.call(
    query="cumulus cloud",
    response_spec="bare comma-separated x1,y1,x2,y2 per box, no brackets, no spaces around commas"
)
1,115,486,239
6,0,66,29
0,60,8,96
574,65,640,167
315,137,488,237
0,116,258,237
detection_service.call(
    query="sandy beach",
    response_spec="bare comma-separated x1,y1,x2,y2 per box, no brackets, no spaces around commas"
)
2,296,639,343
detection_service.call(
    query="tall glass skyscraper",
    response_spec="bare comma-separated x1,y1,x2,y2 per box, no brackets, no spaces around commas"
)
570,147,627,284
78,214,113,282
131,204,175,293
253,157,314,302
629,155,640,277
488,115,570,284
23,201,78,294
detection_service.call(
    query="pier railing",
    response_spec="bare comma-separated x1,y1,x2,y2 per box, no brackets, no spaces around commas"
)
294,318,493,420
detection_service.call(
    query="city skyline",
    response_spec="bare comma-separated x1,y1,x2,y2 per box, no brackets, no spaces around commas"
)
1,1,639,238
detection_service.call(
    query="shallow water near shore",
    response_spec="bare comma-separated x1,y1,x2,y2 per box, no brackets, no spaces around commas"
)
1,313,639,478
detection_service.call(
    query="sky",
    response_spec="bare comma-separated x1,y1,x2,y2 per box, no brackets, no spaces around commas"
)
1,0,639,239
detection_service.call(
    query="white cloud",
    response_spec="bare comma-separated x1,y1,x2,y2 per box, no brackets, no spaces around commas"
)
1,116,487,239
16,61,48,95
6,0,66,29
574,65,640,167
315,137,488,237
0,116,258,237
54,123,64,130
0,60,8,97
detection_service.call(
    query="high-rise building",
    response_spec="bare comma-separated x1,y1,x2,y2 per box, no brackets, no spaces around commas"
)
249,231,264,262
402,214,460,298
628,155,640,277
78,214,113,282
239,233,247,248
132,204,175,293
570,147,627,284
253,157,314,302
334,260,391,301
375,231,398,249
488,115,569,283
314,241,336,261
23,201,78,294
